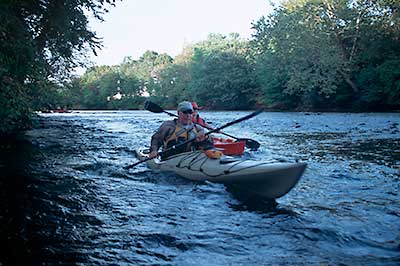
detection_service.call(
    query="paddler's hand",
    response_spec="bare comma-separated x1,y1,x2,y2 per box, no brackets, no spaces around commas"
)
196,132,206,142
149,151,158,159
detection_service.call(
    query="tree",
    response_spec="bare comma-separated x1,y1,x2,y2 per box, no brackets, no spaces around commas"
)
77,65,143,109
252,0,400,110
0,0,117,136
187,34,259,109
147,47,194,107
252,1,350,109
148,62,192,108
190,50,258,110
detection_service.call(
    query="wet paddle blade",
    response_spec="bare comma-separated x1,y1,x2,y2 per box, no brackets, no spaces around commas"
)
144,101,164,113
240,138,261,151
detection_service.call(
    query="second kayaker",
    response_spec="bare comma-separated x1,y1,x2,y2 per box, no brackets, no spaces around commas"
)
149,101,213,159
191,102,208,127
192,102,222,133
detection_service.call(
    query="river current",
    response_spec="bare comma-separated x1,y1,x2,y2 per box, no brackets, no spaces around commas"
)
0,110,399,265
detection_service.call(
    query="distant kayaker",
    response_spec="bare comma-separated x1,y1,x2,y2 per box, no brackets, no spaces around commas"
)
192,102,212,129
191,102,224,135
149,101,213,159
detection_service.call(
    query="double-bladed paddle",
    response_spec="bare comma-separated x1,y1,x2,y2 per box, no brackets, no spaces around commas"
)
124,108,263,169
144,101,261,150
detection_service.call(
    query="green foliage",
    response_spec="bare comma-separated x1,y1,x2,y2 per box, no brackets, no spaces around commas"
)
106,95,146,110
65,51,172,109
58,78,85,109
378,58,400,106
252,0,351,109
251,0,400,110
191,33,250,57
189,50,258,110
147,63,192,108
76,65,143,109
255,52,299,109
356,57,400,110
73,10,398,112
0,0,117,136
147,34,260,110
146,47,194,107
2,0,398,129
0,80,31,136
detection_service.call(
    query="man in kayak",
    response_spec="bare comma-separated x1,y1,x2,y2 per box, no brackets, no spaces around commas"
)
149,101,213,159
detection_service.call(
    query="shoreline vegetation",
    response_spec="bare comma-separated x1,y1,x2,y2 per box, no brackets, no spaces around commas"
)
34,106,400,113
1,0,399,137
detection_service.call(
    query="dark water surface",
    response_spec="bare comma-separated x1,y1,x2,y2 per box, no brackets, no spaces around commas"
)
1,110,399,265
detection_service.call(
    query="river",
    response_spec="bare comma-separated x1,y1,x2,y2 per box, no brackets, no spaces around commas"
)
0,110,399,265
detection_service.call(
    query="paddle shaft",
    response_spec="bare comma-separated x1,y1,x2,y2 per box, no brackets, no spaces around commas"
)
125,109,262,169
143,101,260,150
162,110,254,143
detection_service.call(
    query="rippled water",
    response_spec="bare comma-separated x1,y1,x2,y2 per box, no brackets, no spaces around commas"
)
1,110,399,265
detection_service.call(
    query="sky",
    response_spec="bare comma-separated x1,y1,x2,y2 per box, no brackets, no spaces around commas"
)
83,0,278,69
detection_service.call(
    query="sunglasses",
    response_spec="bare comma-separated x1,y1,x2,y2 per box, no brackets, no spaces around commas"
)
181,110,193,114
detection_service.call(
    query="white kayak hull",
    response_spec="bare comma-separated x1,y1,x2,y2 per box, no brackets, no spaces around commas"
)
135,148,306,199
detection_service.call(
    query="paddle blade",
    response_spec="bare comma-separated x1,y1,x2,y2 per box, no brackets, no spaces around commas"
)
144,100,164,113
240,138,261,151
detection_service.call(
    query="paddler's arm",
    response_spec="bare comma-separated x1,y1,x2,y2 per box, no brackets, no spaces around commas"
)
194,125,213,150
195,131,206,142
149,151,158,159
194,124,206,142
150,134,161,156
149,120,175,158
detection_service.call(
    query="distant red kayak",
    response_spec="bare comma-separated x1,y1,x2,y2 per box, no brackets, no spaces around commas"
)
212,137,246,156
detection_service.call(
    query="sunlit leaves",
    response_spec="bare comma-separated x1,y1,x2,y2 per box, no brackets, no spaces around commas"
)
252,0,400,110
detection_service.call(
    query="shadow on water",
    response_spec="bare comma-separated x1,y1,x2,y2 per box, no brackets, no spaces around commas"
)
0,138,46,265
225,187,301,219
225,185,279,212
0,136,102,265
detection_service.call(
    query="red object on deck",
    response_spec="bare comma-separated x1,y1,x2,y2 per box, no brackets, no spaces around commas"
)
212,137,246,156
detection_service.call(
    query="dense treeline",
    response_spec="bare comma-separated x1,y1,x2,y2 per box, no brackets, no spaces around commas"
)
59,34,257,110
1,0,399,137
59,0,399,112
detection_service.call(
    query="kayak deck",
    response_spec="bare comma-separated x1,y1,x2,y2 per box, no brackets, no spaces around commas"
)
134,147,306,199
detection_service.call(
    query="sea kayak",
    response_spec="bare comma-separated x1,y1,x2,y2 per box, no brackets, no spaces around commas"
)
212,137,246,155
135,147,306,199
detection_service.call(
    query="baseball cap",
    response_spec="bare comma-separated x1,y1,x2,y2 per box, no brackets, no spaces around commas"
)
177,101,194,113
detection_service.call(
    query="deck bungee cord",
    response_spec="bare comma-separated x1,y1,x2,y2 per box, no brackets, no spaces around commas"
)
172,151,274,178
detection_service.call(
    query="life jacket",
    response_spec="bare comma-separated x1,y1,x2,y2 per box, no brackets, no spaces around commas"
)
192,115,206,127
162,122,200,159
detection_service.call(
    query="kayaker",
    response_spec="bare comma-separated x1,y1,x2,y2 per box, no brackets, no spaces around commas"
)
192,102,222,134
149,101,213,159
191,102,211,128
